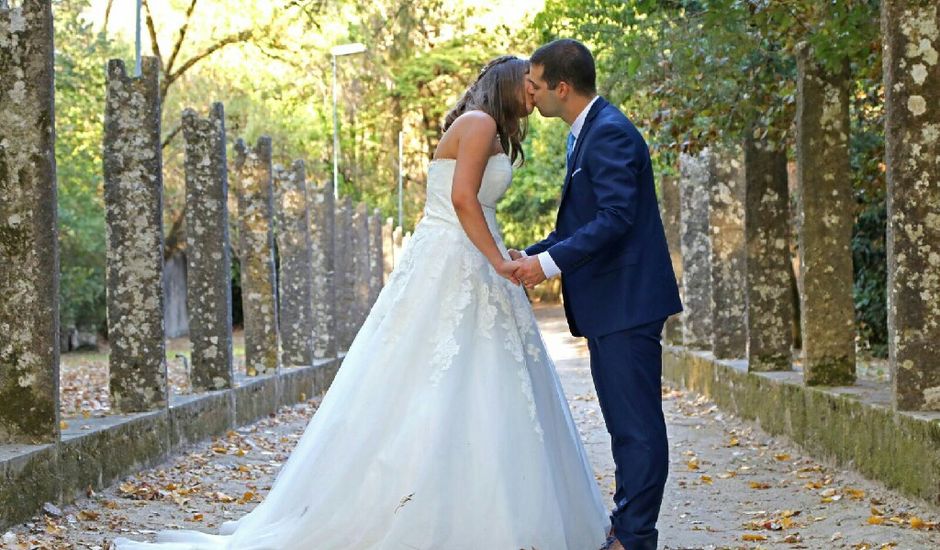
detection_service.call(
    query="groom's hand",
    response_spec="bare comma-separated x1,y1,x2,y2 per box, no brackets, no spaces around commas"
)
508,248,523,260
514,256,546,288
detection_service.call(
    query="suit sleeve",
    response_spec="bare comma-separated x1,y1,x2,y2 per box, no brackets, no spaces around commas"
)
524,230,559,256
546,122,642,273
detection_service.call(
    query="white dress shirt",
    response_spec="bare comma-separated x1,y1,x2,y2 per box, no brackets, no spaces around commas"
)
527,95,601,279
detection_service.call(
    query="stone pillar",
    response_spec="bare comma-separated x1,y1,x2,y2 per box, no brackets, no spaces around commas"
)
659,175,683,344
308,182,336,359
182,103,234,391
274,160,315,367
392,225,404,270
679,151,713,349
334,198,354,351
369,209,384,305
795,44,856,385
708,147,748,359
882,1,940,410
234,137,280,376
382,217,394,283
351,202,371,331
0,0,60,443
103,57,168,412
744,133,793,371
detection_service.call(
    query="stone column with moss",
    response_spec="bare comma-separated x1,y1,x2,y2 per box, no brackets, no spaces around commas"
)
182,102,234,391
334,197,354,351
744,134,793,371
882,1,940,410
0,0,60,442
351,202,371,331
795,44,857,386
308,182,336,359
382,217,394,283
274,160,314,367
369,209,384,305
392,225,404,270
708,148,748,359
679,151,713,349
103,57,168,412
659,175,683,345
234,137,279,376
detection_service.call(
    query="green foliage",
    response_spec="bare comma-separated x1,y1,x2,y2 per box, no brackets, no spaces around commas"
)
498,116,568,250
54,0,129,331
531,0,887,354
850,77,887,356
49,0,888,352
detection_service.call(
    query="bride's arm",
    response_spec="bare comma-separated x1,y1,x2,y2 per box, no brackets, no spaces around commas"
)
450,112,519,283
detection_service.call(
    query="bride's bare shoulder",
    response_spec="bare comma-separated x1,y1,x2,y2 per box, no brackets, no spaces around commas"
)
436,111,497,159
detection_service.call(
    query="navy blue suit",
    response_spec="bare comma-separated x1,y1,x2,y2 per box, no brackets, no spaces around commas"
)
526,97,682,549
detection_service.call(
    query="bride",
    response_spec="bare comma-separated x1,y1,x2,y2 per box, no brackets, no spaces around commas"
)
113,55,609,550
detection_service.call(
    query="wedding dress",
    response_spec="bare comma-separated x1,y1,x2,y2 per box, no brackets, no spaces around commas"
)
113,153,609,550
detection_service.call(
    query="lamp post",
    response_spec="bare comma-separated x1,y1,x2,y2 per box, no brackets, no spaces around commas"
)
135,0,142,76
330,42,367,201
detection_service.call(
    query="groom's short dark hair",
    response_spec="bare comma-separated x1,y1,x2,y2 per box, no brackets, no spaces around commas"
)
530,39,596,95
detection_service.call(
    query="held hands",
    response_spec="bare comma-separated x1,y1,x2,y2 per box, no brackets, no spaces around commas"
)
495,259,524,285
496,250,547,288
513,256,547,289
498,249,547,288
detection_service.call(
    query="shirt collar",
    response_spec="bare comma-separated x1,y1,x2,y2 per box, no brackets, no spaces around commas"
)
570,95,600,140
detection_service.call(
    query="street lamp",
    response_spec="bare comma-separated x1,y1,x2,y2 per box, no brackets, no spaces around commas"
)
331,42,367,200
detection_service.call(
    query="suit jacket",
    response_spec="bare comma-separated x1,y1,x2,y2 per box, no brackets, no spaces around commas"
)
525,97,682,338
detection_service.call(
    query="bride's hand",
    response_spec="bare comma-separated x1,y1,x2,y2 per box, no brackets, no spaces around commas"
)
494,259,522,285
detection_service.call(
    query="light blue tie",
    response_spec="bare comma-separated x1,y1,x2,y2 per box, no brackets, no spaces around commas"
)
566,132,575,168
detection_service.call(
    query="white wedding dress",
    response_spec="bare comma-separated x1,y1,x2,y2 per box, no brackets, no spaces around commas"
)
114,153,609,550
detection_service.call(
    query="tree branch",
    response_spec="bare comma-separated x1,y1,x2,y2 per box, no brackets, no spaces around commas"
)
103,0,115,34
162,123,182,150
165,0,198,76
141,0,163,67
162,28,255,99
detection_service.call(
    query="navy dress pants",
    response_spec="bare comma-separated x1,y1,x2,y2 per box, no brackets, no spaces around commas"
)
587,317,668,550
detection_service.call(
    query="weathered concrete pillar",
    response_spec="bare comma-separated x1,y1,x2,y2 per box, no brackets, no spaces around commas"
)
679,151,713,349
744,134,793,371
103,57,168,412
351,202,372,331
382,217,394,283
392,225,404,270
234,137,280,376
0,0,60,442
182,103,234,391
795,44,856,385
308,182,336,359
369,209,384,305
882,1,940,410
274,160,314,367
659,175,683,345
708,147,748,359
334,198,354,351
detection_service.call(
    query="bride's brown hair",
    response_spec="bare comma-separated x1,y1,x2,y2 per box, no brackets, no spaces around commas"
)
443,55,529,165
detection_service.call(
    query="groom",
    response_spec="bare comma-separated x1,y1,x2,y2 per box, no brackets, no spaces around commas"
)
510,39,682,550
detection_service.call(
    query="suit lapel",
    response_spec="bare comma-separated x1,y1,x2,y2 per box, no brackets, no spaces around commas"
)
559,96,609,208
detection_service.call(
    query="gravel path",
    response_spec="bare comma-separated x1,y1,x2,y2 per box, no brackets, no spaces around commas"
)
2,305,937,550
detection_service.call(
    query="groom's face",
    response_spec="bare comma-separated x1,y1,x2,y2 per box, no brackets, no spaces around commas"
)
526,63,563,118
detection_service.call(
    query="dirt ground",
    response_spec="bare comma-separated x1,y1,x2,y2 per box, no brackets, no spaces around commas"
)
2,305,938,549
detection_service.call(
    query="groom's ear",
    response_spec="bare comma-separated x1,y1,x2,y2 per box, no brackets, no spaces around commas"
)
556,80,571,100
